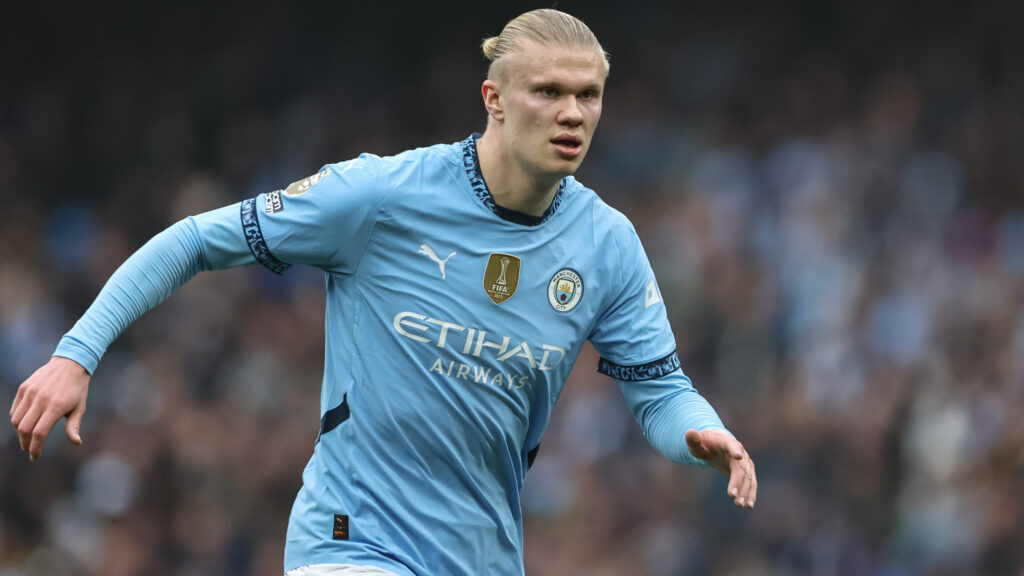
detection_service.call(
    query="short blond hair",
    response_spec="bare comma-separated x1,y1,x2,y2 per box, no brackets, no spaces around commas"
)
481,9,610,80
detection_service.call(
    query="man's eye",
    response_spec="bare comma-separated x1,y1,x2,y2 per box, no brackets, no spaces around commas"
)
580,90,595,100
541,87,558,97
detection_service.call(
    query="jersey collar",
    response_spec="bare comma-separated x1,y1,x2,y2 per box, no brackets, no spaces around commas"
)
460,133,566,227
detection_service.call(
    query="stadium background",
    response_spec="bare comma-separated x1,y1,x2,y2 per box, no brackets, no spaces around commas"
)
2,2,1022,574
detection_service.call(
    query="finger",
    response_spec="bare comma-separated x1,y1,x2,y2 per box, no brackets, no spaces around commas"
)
16,403,44,455
28,409,62,462
730,454,756,508
686,429,712,462
744,460,758,509
10,385,24,417
736,462,753,508
65,401,86,446
10,386,33,429
726,451,752,503
727,464,743,504
684,429,703,454
725,451,744,501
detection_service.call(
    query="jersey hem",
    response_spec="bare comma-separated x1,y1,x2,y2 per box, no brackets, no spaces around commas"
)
284,556,415,576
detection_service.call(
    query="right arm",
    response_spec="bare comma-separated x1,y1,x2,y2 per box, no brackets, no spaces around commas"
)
11,207,255,461
11,158,386,462
55,215,235,374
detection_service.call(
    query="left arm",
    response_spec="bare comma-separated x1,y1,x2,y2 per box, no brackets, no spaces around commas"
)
608,358,723,466
589,217,756,509
610,362,756,508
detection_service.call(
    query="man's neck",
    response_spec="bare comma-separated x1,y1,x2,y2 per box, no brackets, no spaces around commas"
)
476,133,561,218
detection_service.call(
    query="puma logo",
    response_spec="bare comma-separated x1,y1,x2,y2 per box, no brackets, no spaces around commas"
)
418,244,456,279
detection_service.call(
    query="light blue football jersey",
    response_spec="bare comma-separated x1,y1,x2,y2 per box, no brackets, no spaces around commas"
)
55,135,726,576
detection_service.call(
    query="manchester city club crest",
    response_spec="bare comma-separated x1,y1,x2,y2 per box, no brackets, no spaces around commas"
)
548,268,583,312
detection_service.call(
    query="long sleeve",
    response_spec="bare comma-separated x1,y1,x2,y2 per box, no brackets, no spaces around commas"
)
615,365,728,467
50,159,387,374
588,212,729,468
53,217,221,374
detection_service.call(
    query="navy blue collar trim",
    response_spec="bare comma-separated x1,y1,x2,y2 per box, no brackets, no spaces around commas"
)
460,133,565,227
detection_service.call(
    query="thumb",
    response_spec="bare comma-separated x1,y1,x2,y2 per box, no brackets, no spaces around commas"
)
65,403,86,446
685,429,705,457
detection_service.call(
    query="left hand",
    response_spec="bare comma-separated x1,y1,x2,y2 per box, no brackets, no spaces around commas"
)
685,428,756,509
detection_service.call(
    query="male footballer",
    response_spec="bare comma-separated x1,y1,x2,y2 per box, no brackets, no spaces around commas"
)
11,9,756,576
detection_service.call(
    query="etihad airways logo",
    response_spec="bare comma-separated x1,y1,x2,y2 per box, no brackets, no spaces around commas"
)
393,311,568,388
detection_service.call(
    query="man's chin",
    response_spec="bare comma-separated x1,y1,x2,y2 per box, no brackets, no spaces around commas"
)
550,156,585,177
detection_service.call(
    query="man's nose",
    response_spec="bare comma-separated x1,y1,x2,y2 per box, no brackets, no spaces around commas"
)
558,97,584,125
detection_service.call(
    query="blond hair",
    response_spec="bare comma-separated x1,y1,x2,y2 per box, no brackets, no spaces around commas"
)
481,9,609,80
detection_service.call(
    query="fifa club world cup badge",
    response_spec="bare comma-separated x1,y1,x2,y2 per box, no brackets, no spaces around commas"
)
484,253,521,304
548,268,583,312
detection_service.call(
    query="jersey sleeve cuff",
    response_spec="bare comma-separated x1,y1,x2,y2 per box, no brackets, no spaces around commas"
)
53,335,101,375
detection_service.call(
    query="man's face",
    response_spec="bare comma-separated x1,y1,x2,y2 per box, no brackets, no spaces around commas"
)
496,40,606,179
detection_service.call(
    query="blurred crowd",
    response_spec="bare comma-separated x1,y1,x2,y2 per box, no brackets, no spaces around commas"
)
1,2,1022,575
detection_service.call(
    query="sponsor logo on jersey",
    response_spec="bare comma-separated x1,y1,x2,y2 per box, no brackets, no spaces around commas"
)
284,167,330,197
264,190,284,214
393,311,569,390
645,279,661,308
548,268,583,312
418,243,456,279
483,253,521,304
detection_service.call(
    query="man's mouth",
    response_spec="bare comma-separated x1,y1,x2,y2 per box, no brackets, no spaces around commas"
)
551,135,583,157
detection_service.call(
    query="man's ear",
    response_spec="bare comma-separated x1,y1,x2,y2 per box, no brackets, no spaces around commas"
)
481,80,504,122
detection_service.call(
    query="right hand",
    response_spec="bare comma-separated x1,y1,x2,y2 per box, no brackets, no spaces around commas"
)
10,356,90,462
